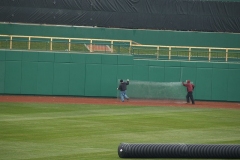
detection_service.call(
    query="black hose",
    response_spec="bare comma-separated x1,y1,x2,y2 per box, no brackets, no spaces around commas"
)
118,143,240,159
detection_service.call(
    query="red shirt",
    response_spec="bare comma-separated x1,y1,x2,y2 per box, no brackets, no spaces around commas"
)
182,81,195,92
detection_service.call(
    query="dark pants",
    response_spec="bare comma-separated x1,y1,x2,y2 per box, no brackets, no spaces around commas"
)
186,92,195,104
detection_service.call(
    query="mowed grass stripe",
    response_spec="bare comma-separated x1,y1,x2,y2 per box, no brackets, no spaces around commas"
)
0,102,240,160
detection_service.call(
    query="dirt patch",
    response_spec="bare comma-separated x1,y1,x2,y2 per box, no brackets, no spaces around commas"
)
0,95,239,109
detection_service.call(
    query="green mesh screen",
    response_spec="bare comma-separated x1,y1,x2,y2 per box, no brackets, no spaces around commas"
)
124,80,186,100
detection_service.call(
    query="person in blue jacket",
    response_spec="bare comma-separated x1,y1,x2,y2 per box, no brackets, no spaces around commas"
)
117,79,129,102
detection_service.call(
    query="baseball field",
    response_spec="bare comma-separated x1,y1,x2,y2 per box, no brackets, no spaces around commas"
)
0,95,240,160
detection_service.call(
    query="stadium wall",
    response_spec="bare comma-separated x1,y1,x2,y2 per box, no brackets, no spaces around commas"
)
0,50,239,102
0,23,240,48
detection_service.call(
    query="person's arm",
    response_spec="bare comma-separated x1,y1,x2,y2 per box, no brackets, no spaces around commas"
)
126,79,129,85
118,84,121,90
182,81,185,86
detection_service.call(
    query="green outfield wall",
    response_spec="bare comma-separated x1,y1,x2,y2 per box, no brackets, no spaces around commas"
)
1,23,240,48
0,50,239,102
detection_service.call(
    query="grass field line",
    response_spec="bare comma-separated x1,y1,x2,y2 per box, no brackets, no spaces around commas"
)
0,111,204,122
107,126,240,137
0,141,112,159
0,107,206,122
0,109,237,124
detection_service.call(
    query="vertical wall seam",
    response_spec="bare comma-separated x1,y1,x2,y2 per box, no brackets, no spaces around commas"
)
67,62,70,96
20,51,22,94
36,52,39,95
84,63,86,96
52,53,55,95
3,51,6,93
100,56,102,96
211,67,213,101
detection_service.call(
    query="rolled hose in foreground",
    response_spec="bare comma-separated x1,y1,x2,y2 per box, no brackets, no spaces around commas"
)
118,143,240,159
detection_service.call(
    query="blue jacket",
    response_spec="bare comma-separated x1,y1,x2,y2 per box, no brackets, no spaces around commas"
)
118,81,129,91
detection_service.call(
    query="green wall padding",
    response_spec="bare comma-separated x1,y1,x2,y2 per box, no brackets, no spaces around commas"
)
37,62,54,95
0,61,5,93
69,63,85,96
6,50,22,61
102,55,118,65
101,64,118,97
181,62,197,67
165,61,181,67
85,64,102,96
212,63,229,69
1,51,240,102
227,69,240,101
38,52,54,62
196,68,213,100
118,55,133,65
149,66,164,82
21,62,38,94
133,65,149,81
181,67,197,83
211,69,228,101
5,61,22,94
0,50,6,61
53,63,70,95
117,65,133,81
55,53,71,63
85,54,102,64
229,63,240,69
149,60,165,67
22,52,39,62
197,62,213,68
70,54,86,63
165,67,181,82
134,60,149,66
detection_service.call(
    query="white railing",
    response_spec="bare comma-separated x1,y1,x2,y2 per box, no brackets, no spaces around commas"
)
0,34,240,62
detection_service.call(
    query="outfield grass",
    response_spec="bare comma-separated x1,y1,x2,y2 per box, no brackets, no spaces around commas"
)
0,102,240,160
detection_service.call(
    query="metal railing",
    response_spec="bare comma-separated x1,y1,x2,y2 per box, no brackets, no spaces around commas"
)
0,34,240,62
131,44,240,62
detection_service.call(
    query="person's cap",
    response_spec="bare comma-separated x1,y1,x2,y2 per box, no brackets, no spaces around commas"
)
120,79,123,82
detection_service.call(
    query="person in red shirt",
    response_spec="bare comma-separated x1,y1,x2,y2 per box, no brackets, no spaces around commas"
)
182,80,195,104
